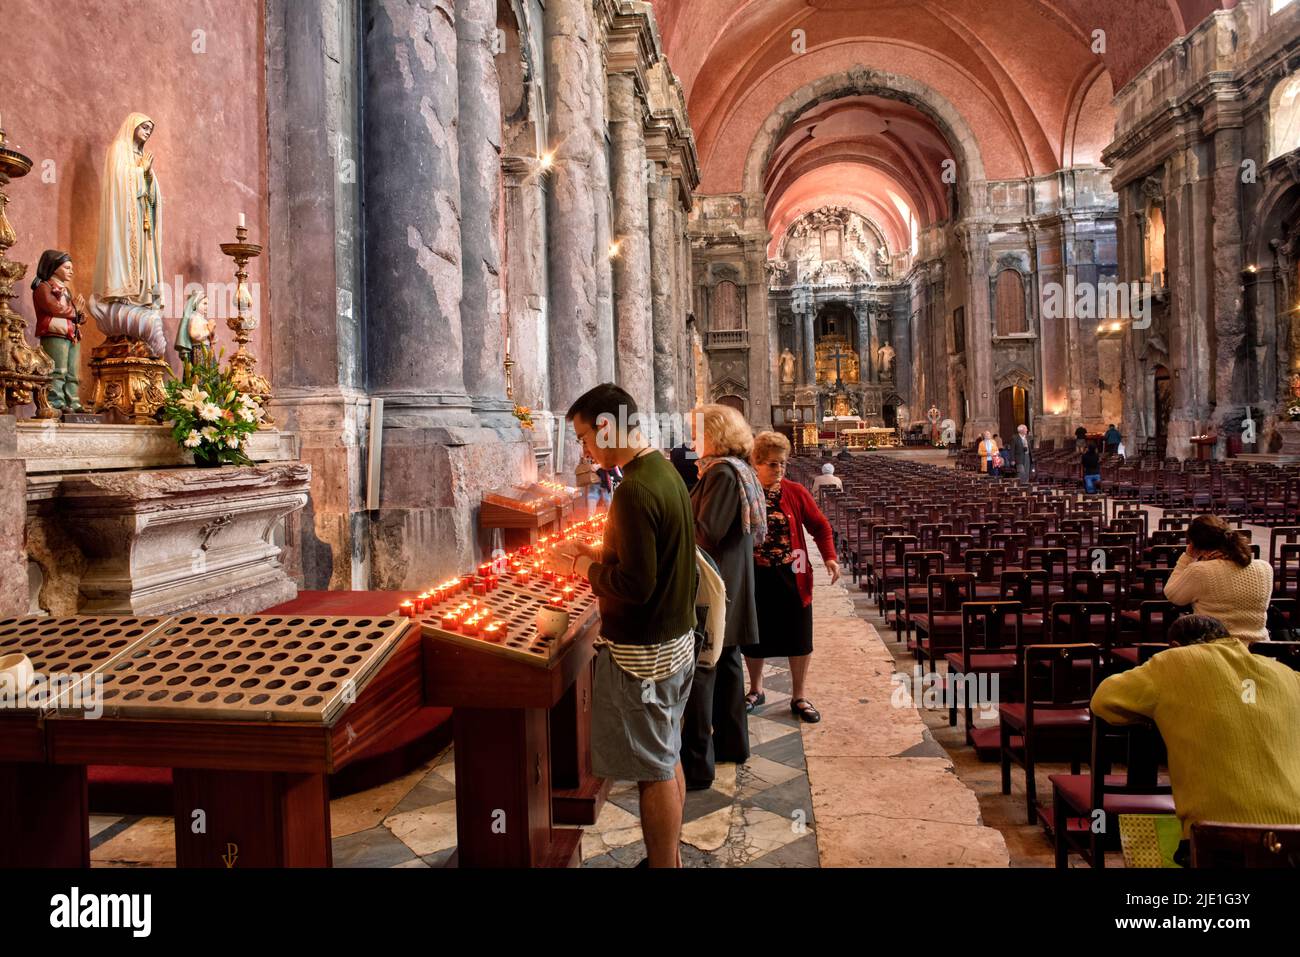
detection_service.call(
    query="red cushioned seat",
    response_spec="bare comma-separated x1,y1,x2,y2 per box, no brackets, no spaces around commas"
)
1049,773,1176,816
944,652,1018,673
971,725,1020,752
998,702,1090,731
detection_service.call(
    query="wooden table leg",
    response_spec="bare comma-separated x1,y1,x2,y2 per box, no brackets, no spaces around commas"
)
550,657,610,826
171,768,332,868
0,763,89,867
452,706,581,867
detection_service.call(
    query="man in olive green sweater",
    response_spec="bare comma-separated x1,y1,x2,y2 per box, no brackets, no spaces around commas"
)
1091,615,1300,843
549,383,697,868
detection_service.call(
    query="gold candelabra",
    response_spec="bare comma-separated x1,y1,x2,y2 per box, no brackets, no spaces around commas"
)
218,224,273,425
504,350,515,401
0,122,56,418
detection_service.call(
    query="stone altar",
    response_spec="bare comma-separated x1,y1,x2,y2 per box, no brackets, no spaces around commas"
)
26,462,310,615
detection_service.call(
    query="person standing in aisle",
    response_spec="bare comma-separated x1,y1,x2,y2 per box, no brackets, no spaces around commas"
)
679,404,765,789
551,383,697,867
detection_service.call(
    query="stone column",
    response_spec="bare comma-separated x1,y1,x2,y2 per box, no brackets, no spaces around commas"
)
456,0,507,405
502,156,550,412
1210,122,1246,446
364,0,465,400
799,299,815,386
589,17,616,384
608,71,656,417
649,168,677,413
544,0,599,430
1166,144,1214,458
266,0,369,590
960,223,999,440
362,0,534,588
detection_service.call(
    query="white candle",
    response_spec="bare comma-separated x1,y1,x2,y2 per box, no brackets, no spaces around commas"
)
506,336,511,356
238,213,246,229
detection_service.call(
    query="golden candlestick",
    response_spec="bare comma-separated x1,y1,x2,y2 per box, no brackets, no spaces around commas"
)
504,350,515,401
0,128,56,418
218,225,273,425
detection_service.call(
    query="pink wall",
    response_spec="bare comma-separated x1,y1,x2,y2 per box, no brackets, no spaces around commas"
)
3,0,268,414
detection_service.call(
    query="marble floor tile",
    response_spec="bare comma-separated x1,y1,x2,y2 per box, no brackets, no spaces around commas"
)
745,832,820,868
747,714,798,747
90,817,175,868
331,762,430,838
382,798,458,857
734,754,804,800
88,814,123,841
333,826,418,868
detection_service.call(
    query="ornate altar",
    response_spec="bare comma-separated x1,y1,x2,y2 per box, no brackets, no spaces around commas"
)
814,335,860,386
0,131,56,418
844,427,900,449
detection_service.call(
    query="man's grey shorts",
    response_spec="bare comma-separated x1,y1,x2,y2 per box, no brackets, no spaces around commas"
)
591,645,695,783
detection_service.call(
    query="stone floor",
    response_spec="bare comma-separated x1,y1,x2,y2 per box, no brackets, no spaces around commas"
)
87,539,1011,868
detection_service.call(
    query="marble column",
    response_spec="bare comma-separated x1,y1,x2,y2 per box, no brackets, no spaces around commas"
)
960,224,999,440
1210,124,1246,443
608,71,656,418
650,168,677,413
456,0,507,405
266,0,369,590
362,0,534,588
544,0,599,432
589,18,616,385
502,156,550,413
1167,144,1214,459
799,301,816,386
0,418,25,615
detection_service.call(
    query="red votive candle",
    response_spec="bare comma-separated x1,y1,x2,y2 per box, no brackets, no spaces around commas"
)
440,612,460,631
473,581,488,595
483,622,507,641
400,600,416,618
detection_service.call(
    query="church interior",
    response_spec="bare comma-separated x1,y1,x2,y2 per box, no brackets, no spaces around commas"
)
3,0,1300,884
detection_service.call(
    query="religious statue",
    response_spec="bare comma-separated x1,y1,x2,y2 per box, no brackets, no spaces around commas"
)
30,250,86,412
876,244,891,277
779,347,796,385
175,290,214,383
877,342,896,378
927,405,942,441
90,113,167,357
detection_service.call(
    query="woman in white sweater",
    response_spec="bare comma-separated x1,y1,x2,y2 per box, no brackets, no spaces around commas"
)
1163,515,1273,643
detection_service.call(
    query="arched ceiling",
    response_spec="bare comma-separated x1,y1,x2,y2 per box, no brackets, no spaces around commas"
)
653,0,1230,233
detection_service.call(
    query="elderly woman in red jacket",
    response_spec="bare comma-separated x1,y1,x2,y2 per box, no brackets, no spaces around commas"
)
744,431,840,722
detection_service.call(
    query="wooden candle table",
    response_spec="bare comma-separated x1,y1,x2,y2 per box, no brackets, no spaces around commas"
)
0,615,169,867
41,612,421,868
414,569,606,867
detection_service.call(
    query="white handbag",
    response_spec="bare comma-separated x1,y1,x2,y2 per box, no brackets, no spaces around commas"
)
694,547,727,670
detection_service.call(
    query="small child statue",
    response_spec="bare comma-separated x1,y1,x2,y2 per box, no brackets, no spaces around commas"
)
175,290,214,382
31,250,87,412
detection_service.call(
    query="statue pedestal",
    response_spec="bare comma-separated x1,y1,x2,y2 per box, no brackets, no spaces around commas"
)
26,463,310,615
17,421,297,473
87,336,168,424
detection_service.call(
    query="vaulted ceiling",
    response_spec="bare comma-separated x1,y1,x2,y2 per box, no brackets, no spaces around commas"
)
653,0,1229,246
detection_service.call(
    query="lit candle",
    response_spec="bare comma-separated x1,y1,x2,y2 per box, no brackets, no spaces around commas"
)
506,336,511,356
400,600,416,618
484,622,507,641
238,212,246,229
441,611,460,631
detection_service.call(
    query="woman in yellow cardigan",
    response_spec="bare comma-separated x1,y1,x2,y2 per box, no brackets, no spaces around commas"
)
1092,615,1300,851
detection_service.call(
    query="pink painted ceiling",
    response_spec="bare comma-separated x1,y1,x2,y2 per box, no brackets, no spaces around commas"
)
654,0,1228,236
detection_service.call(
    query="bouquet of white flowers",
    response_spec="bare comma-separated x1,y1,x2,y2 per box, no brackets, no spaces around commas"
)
162,352,264,467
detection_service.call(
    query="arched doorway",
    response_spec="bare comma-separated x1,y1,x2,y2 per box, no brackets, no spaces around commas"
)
998,386,1029,442
717,394,745,416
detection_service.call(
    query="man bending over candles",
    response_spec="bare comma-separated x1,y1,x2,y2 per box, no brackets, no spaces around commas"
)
547,383,698,867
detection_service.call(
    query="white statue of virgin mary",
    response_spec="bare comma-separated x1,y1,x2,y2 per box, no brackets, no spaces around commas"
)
90,112,168,356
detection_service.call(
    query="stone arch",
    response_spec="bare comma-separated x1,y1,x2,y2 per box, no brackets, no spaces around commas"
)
741,66,989,213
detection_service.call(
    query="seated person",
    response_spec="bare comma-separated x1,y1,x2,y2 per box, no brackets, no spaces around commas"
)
812,463,843,493
1091,614,1300,850
1164,515,1273,643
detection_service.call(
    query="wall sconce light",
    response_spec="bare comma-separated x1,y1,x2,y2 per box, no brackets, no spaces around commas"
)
539,151,555,171
608,240,622,260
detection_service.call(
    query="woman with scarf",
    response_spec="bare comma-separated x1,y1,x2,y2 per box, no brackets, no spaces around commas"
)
744,431,840,723
680,403,767,789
